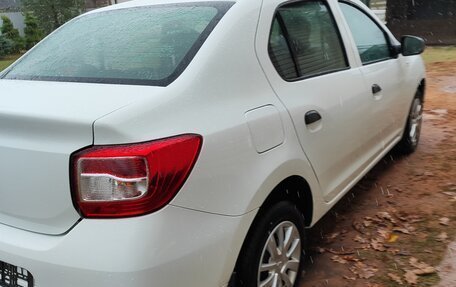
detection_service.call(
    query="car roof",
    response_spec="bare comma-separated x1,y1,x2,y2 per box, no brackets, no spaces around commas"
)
87,0,237,14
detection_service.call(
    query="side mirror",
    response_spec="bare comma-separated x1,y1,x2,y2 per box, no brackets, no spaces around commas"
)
401,35,425,56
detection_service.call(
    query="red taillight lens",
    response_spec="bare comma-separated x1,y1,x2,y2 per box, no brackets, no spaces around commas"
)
70,134,202,218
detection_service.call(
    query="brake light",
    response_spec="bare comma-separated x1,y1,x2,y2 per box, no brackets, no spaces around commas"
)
70,134,202,218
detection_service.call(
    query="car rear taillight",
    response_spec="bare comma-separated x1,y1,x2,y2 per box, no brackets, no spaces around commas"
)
70,134,202,218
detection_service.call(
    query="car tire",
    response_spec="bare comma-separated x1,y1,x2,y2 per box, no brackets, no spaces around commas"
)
396,91,424,154
235,201,306,287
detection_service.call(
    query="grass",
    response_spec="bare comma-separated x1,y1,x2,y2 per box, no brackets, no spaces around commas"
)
0,54,21,72
422,46,456,64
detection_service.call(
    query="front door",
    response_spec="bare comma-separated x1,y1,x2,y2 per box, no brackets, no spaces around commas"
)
339,2,405,149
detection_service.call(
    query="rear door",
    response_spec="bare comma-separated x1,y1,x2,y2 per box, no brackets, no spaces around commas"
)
256,0,377,201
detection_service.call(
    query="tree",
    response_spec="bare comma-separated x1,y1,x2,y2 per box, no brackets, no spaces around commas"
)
22,0,85,35
0,16,24,53
360,0,371,7
24,12,44,49
0,35,14,58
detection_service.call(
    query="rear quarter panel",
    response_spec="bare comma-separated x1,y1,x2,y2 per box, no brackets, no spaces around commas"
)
92,0,323,219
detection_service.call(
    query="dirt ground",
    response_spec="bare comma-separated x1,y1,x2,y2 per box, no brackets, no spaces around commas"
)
299,60,456,287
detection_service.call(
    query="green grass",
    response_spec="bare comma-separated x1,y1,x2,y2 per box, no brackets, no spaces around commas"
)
0,54,22,72
422,46,456,64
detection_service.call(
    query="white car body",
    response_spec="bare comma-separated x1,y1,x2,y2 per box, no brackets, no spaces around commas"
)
0,0,425,286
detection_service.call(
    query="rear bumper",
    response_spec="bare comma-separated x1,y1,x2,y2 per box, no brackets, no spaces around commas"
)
0,205,255,287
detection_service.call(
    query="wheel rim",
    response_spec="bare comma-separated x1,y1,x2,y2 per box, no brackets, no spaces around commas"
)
258,221,301,287
409,98,423,145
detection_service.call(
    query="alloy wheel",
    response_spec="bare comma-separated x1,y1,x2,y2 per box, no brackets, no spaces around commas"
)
409,98,423,145
257,221,301,287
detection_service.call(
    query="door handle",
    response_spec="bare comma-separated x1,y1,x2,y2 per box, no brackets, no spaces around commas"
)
372,84,382,94
305,110,322,125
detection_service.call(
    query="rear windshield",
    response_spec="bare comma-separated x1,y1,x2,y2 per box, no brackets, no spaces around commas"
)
2,2,233,86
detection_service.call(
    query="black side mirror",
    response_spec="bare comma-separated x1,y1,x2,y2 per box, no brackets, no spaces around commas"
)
401,35,425,56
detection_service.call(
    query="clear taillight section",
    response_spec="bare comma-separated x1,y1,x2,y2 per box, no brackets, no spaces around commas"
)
70,134,202,218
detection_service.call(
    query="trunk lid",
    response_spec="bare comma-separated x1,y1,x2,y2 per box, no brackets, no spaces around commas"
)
0,79,150,235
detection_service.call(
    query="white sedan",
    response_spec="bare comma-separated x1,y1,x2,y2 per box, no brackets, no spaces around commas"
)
0,0,425,286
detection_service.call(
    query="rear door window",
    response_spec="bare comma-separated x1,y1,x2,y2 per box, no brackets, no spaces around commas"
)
268,0,348,80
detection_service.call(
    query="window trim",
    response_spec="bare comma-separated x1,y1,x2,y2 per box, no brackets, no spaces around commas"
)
274,14,300,77
267,0,351,82
339,0,396,66
1,2,234,87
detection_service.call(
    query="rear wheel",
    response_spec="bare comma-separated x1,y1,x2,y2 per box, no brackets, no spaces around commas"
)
235,201,306,287
396,92,423,154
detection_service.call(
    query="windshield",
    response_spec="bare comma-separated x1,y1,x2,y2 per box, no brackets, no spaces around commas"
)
2,2,233,86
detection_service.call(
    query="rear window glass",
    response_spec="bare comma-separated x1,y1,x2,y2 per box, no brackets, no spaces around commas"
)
2,2,233,86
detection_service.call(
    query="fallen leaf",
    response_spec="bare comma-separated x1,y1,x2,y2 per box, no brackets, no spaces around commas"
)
388,234,399,243
403,224,416,232
331,255,347,264
354,235,368,244
359,244,371,250
394,187,403,193
352,220,365,234
404,223,416,232
388,273,403,285
409,257,436,275
404,270,418,285
442,182,455,189
349,262,378,279
397,215,408,221
436,232,448,242
326,232,340,240
406,215,424,223
365,216,383,224
424,171,434,177
371,239,386,252
387,248,401,255
442,191,456,197
377,211,397,224
342,255,360,262
377,228,390,239
392,227,411,235
439,217,450,226
343,275,356,280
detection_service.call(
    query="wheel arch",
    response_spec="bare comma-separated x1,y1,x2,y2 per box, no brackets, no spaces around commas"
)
228,175,314,286
258,175,313,227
